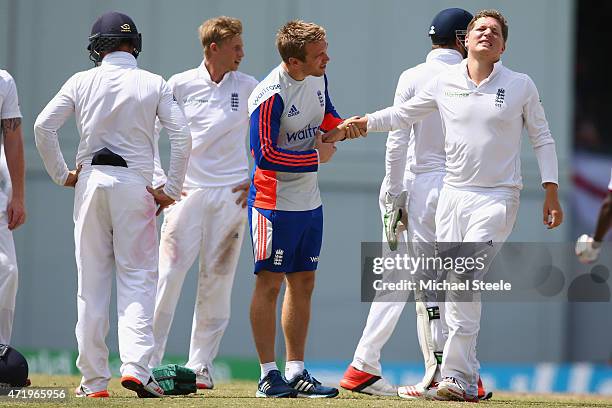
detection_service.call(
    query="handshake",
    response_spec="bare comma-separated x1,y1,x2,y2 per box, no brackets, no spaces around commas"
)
315,116,369,164
322,116,369,143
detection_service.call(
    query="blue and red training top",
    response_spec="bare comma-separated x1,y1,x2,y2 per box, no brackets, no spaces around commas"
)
247,65,342,211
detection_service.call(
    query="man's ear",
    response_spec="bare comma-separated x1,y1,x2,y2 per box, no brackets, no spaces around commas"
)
286,56,301,68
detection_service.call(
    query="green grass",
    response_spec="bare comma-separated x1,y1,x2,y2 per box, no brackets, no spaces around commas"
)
1,375,611,407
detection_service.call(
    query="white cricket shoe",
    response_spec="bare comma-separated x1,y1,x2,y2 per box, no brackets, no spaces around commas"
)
195,366,214,390
397,383,425,399
398,382,449,400
120,375,164,398
75,385,109,398
437,377,478,402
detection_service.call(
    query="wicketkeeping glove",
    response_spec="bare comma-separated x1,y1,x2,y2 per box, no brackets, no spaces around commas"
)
384,191,407,251
575,234,602,264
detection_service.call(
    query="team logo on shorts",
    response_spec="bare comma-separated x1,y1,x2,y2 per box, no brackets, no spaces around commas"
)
274,249,284,266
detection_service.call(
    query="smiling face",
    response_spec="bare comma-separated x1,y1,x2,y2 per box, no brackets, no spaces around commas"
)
466,16,506,62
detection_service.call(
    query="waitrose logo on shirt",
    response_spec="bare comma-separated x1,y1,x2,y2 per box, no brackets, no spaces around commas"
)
286,124,320,143
444,89,470,98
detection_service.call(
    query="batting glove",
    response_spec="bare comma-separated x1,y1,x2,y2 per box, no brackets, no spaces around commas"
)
575,234,602,264
384,191,407,251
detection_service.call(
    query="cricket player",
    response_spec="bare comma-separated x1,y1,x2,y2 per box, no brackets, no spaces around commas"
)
340,8,473,399
345,9,563,401
34,11,191,398
247,20,361,398
150,16,258,390
0,69,26,346
576,167,612,263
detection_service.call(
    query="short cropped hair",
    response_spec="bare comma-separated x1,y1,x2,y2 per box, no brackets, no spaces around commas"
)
199,16,242,55
276,20,326,62
467,9,509,42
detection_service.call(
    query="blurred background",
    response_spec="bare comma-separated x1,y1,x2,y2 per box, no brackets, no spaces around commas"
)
1,0,610,395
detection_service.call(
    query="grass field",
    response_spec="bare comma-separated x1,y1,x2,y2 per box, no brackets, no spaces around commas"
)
1,375,611,407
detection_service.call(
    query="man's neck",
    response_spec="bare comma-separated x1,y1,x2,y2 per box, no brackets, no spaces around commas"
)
466,56,496,85
205,59,229,83
281,62,306,81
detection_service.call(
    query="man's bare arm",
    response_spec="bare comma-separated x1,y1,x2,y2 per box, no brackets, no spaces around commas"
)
1,117,26,230
594,191,612,242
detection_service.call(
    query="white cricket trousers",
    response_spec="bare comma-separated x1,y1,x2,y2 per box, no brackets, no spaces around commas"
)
407,172,447,379
150,186,246,372
436,185,519,396
0,194,18,345
351,177,414,376
74,167,158,393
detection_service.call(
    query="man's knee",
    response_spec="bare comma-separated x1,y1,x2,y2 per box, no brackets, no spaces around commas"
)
286,271,315,295
0,252,18,287
254,271,284,302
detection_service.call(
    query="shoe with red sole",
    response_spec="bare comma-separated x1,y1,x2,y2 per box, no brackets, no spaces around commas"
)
195,366,214,390
478,376,493,400
75,385,109,398
120,375,164,398
339,365,396,396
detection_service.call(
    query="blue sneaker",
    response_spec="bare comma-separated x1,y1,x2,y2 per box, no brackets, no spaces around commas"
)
256,370,298,398
287,369,339,398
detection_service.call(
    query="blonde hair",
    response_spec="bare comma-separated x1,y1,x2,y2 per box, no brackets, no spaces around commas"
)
467,9,509,42
199,16,242,56
276,20,326,62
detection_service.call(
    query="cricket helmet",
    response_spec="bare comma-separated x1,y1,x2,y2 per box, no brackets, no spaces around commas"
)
88,11,142,63
0,345,28,388
428,8,473,45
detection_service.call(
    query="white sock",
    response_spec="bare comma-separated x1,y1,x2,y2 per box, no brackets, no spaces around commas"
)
260,362,278,380
284,360,304,382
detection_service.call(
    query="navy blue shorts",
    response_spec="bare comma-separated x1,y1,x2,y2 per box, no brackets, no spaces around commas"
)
248,206,323,274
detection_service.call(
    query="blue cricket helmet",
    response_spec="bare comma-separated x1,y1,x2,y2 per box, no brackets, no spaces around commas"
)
428,8,473,44
87,11,142,63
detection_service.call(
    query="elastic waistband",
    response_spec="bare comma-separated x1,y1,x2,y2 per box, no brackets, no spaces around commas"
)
79,164,149,184
442,183,520,199
414,170,446,179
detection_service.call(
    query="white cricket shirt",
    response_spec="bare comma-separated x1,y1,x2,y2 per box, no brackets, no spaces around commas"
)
0,69,22,190
368,60,558,190
154,60,258,188
34,52,191,201
385,49,463,196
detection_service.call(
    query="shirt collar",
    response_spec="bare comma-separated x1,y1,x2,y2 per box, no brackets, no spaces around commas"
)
460,58,504,86
101,51,137,67
199,59,231,86
425,48,464,64
278,64,305,87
